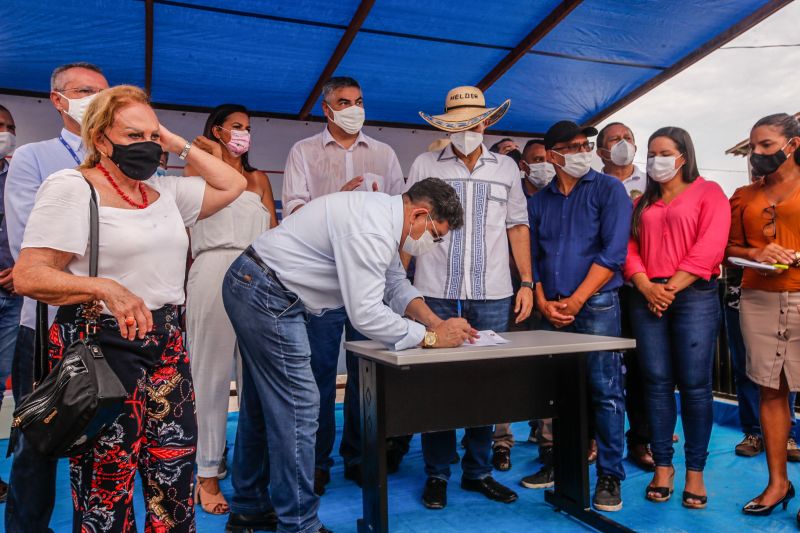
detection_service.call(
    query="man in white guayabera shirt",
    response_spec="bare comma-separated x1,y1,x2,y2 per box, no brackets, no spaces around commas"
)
4,62,108,533
281,76,408,497
222,177,477,533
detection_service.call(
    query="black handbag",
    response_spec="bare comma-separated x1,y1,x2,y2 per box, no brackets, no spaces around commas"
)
11,179,127,458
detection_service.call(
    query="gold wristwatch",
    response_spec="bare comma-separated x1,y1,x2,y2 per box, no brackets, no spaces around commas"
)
423,330,438,348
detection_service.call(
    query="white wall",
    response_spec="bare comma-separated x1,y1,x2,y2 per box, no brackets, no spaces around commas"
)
0,93,537,201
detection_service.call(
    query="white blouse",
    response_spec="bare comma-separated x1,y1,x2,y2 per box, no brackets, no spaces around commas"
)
22,169,206,312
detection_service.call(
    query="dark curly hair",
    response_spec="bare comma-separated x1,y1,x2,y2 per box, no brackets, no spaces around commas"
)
405,178,464,230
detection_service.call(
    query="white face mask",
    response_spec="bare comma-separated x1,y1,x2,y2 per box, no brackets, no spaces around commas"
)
647,155,682,183
57,92,98,126
553,150,592,178
0,132,15,158
328,103,365,135
450,130,483,156
522,162,556,188
402,213,439,257
609,140,636,166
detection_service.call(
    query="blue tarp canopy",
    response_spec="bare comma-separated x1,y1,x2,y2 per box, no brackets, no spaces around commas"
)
0,0,790,135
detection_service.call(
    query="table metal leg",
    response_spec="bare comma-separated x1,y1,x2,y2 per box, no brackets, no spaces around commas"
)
545,353,635,533
358,358,389,533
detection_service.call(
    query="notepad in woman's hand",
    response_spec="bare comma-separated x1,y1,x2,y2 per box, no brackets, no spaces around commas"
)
729,257,780,271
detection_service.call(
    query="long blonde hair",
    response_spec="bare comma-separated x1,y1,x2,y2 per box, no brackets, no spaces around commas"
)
79,85,151,169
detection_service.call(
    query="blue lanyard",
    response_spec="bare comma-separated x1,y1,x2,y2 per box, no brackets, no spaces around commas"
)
59,135,82,165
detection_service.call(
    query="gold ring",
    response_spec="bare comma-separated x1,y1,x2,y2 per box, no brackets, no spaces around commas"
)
124,317,135,326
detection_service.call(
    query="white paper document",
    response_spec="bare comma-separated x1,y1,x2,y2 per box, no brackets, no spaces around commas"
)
359,172,385,192
728,257,780,271
463,330,510,347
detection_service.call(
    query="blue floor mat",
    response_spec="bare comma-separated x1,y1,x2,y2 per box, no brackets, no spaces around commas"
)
3,402,800,532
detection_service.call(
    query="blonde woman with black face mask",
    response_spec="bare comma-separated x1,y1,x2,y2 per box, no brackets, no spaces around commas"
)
11,85,245,533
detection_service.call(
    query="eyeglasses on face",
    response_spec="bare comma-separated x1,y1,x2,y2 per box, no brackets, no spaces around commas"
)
552,141,594,154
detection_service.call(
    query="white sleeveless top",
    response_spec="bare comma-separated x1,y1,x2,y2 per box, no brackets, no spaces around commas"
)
190,190,269,258
22,169,206,311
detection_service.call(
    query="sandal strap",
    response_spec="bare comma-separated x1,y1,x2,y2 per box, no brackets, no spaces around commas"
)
682,491,707,503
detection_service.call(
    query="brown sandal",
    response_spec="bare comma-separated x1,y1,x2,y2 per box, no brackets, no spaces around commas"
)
194,477,229,515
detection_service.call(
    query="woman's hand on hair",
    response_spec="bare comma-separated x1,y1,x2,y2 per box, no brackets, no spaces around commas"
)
157,123,189,154
98,278,153,341
192,135,223,160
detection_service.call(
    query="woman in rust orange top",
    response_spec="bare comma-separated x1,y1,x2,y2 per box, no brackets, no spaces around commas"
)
727,113,800,521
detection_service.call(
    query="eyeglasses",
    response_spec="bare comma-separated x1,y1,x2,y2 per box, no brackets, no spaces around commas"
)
57,87,103,97
552,141,594,154
762,204,777,239
428,215,443,243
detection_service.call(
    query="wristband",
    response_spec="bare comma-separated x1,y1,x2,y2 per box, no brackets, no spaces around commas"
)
177,141,192,160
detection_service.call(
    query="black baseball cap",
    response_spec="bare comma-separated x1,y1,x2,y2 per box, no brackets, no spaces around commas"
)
544,120,598,150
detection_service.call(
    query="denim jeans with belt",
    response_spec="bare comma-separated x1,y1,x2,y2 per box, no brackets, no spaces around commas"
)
223,252,322,533
540,290,626,481
421,296,513,481
628,278,720,471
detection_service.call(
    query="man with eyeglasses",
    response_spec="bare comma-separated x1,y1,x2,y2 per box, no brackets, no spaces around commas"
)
523,120,630,512
4,61,108,533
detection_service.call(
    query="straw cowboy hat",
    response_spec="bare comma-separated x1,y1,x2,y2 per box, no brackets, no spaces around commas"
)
420,86,510,133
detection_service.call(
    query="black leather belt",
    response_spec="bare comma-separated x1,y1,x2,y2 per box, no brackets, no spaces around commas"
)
244,246,289,291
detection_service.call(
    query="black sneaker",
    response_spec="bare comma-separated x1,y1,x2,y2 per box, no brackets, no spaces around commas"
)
316,527,333,533
0,476,7,503
422,477,447,509
491,447,512,471
520,465,554,489
225,510,278,532
593,475,622,512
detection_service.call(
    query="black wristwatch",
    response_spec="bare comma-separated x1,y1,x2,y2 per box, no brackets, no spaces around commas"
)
520,281,534,290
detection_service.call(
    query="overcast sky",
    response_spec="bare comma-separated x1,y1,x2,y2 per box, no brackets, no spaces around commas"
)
597,0,799,196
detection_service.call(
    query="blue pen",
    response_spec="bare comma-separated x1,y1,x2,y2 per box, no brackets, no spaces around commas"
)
456,299,461,318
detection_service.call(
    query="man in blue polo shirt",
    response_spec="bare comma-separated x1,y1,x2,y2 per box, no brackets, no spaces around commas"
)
523,120,631,512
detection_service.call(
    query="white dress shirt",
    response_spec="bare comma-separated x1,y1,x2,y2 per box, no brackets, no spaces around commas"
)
5,128,84,329
251,192,425,351
281,127,404,215
405,145,529,301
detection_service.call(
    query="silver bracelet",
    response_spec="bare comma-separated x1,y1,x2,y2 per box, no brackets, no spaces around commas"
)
177,141,192,160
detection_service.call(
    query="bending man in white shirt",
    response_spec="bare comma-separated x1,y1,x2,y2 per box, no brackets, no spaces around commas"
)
222,177,476,533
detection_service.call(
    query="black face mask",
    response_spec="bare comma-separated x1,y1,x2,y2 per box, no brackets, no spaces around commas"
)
104,134,163,181
750,142,791,177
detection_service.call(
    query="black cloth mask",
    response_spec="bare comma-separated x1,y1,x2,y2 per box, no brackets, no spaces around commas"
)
104,134,163,181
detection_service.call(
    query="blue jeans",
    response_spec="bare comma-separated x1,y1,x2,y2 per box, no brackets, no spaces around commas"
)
0,294,21,408
5,325,58,533
421,296,512,480
307,307,365,470
10,325,34,405
223,253,322,533
724,303,797,436
541,291,626,481
629,280,720,471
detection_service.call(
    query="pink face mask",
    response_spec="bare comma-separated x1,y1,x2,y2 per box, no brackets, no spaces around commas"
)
219,127,251,156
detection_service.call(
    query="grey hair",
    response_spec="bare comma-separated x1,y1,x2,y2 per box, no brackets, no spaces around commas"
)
50,62,104,92
321,77,361,103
